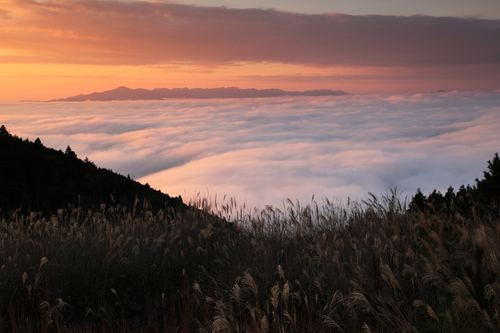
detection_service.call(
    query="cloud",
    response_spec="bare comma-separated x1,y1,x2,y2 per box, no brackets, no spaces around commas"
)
2,91,500,208
1,0,500,69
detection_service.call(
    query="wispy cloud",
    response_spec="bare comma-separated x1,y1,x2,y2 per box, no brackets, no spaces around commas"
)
1,0,499,69
2,91,499,207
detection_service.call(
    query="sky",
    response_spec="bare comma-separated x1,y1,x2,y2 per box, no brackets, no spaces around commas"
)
183,0,500,18
2,91,499,208
1,0,499,101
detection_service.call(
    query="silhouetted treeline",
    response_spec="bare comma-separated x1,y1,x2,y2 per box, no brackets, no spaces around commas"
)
410,152,500,216
0,125,184,217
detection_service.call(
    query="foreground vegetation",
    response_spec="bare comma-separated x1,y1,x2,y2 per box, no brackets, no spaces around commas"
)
1,185,499,332
1,125,500,332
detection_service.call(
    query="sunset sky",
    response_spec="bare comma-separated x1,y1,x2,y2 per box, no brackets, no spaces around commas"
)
1,0,499,102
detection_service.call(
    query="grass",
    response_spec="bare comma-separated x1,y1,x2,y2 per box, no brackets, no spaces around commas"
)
1,190,500,332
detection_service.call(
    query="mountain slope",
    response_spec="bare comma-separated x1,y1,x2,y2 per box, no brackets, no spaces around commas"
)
0,125,184,216
48,86,348,101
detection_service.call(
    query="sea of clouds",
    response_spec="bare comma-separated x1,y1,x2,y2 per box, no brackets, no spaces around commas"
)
2,91,499,208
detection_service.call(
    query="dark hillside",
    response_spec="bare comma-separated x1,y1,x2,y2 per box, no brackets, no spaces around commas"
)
0,125,184,216
408,152,500,217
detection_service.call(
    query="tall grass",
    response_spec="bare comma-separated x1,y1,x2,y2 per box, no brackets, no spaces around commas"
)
1,190,499,332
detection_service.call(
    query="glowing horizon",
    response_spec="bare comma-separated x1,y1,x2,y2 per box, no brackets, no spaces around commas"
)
1,0,499,102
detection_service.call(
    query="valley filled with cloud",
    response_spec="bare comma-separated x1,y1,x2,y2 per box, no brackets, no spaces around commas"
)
3,91,499,208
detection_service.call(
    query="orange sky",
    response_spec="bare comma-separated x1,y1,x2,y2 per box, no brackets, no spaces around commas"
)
1,0,499,102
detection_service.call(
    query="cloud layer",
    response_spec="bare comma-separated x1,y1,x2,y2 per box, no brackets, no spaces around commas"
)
2,0,500,68
2,91,500,208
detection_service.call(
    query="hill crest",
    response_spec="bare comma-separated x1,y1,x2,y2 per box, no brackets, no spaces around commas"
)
47,86,348,102
0,125,184,216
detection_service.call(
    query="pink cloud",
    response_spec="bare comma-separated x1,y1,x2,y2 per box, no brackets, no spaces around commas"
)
2,0,499,69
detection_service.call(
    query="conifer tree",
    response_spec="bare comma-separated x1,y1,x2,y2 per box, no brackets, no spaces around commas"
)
0,125,9,136
65,145,77,158
410,188,427,212
476,153,500,204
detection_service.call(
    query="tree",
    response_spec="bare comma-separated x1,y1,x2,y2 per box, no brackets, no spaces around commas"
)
424,189,446,213
34,138,43,146
476,153,500,204
84,157,95,167
0,125,9,136
444,186,455,202
410,188,427,212
443,186,455,211
65,145,77,158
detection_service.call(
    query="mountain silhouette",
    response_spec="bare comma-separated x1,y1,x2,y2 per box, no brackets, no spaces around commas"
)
48,86,348,102
0,125,184,216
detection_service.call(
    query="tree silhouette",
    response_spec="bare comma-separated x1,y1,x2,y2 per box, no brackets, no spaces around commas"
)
65,145,77,158
409,188,427,212
476,153,500,204
0,125,9,136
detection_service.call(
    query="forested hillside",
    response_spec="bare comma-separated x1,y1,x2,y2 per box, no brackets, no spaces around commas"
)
0,125,184,216
408,152,500,216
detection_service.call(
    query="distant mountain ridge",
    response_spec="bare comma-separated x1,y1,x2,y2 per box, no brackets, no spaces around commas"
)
48,86,348,102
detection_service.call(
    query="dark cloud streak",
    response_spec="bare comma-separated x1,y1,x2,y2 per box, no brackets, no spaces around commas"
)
2,0,500,68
